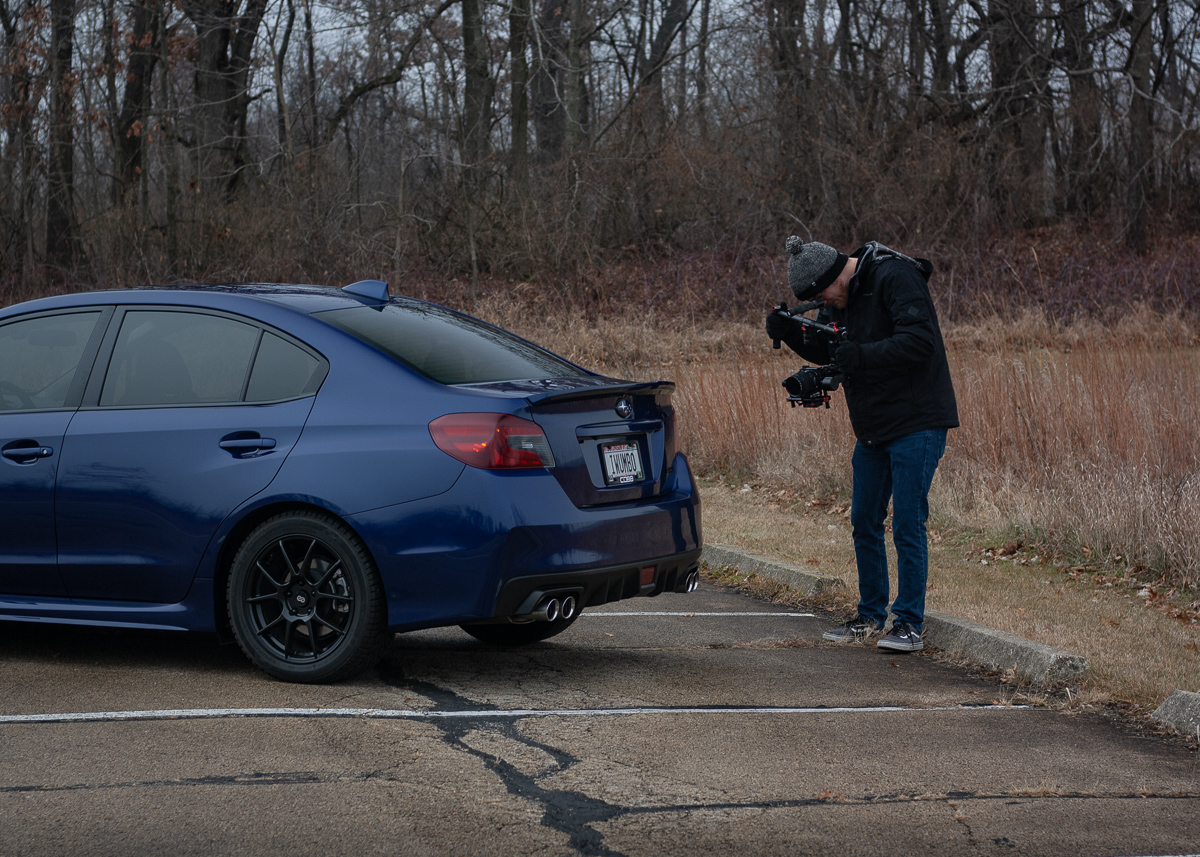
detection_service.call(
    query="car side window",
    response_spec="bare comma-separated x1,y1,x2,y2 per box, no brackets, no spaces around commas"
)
100,311,259,407
245,333,323,402
0,312,101,411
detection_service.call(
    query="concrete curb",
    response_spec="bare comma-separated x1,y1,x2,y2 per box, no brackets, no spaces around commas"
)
700,544,841,597
922,609,1090,686
1151,690,1200,739
700,543,1091,688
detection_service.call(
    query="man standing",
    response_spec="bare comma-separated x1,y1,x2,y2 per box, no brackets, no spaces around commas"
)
766,236,959,652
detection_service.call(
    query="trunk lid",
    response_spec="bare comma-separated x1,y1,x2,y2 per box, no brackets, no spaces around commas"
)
457,377,678,508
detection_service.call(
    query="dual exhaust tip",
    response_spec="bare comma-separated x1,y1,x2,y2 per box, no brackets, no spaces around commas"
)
672,569,700,593
523,594,577,624
514,568,699,624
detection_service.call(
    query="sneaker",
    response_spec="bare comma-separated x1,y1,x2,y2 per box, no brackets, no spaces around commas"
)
822,615,880,643
877,621,924,652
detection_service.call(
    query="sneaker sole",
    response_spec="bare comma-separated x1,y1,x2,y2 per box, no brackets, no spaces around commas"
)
822,630,877,643
877,639,924,652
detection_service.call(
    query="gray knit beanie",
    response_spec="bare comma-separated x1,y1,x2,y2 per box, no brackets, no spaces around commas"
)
786,236,848,300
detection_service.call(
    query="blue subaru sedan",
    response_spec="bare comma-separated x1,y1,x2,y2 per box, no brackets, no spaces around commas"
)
0,281,702,681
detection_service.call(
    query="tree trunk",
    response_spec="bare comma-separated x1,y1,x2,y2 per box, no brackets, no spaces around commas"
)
180,0,269,197
987,0,1045,225
461,0,493,173
115,0,161,196
835,0,853,96
273,0,296,165
509,0,530,195
696,0,710,138
1061,0,1102,215
161,0,179,267
1126,0,1153,254
928,0,951,99
905,0,926,108
532,0,566,163
636,0,689,134
768,0,816,216
0,0,37,272
302,0,316,150
563,0,587,150
46,0,78,269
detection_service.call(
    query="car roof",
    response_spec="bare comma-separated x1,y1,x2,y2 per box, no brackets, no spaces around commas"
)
0,283,414,318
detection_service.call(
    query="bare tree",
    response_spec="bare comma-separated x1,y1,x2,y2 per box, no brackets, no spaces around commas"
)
46,0,78,268
987,0,1049,225
4,0,1200,289
767,0,819,218
532,0,567,161
1126,0,1153,253
635,0,690,134
461,0,493,173
113,0,163,198
179,0,269,195
0,0,38,272
1059,0,1104,215
510,0,531,193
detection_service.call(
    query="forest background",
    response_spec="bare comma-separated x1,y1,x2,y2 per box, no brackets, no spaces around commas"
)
2,0,1200,655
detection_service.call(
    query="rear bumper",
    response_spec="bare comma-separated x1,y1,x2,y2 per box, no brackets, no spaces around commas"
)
349,453,702,631
483,547,703,620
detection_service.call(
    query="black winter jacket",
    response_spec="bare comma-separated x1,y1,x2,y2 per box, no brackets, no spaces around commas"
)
790,242,959,446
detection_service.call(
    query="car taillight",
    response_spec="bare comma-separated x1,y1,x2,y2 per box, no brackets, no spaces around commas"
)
429,413,556,469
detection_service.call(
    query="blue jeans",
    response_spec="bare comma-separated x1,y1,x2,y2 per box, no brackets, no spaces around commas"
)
850,429,947,633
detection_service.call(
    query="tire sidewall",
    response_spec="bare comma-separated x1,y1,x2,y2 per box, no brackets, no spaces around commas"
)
227,511,387,683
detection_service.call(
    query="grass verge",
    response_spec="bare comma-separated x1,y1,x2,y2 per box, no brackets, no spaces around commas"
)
698,479,1200,713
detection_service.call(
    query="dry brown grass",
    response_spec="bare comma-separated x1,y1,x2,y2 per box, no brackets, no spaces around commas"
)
494,304,1200,589
947,340,1200,586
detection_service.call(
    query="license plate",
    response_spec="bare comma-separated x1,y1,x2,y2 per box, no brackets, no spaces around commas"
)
601,441,644,486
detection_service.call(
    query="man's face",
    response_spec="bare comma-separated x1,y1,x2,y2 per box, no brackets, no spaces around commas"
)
817,264,853,309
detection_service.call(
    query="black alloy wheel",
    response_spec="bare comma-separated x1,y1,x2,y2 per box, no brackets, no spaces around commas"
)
227,511,391,682
459,611,581,645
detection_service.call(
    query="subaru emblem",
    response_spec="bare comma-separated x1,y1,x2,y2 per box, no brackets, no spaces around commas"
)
615,398,633,419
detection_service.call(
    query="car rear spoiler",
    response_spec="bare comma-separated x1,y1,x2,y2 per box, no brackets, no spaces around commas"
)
525,380,676,406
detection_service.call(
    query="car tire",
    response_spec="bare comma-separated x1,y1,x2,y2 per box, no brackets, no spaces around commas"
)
227,511,392,683
459,612,581,645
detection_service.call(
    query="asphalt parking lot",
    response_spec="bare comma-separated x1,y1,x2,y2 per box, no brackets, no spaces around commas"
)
2,582,1198,857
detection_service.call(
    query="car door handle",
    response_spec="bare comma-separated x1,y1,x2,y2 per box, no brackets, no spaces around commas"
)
219,435,277,453
1,444,54,462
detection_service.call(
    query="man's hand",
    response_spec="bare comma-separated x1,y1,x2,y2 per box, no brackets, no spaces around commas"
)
833,340,863,373
765,311,802,343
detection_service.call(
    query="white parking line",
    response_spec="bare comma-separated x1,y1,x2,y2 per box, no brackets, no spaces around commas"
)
0,704,1029,726
583,611,816,617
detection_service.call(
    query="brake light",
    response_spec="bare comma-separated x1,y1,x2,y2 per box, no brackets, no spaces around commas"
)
429,413,556,469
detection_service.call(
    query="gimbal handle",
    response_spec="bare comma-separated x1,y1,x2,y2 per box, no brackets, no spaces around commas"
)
770,299,826,349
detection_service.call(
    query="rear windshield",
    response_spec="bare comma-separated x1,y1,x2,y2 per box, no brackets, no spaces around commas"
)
319,303,583,384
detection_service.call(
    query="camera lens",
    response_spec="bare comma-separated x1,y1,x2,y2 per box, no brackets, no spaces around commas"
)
783,368,817,398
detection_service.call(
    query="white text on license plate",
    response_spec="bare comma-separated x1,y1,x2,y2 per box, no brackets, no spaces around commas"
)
602,442,643,485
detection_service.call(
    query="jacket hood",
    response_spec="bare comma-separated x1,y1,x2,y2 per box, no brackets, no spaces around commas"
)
851,242,933,292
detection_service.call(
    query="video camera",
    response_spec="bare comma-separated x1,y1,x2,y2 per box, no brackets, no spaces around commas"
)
769,300,847,409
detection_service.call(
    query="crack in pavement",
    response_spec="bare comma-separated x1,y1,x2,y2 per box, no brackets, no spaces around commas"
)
369,660,1200,856
7,662,1185,853
947,797,978,849
376,659,629,856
